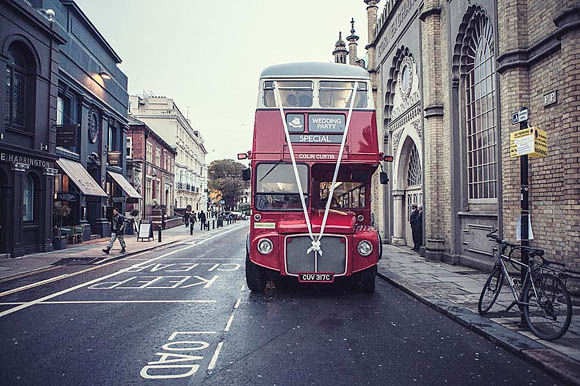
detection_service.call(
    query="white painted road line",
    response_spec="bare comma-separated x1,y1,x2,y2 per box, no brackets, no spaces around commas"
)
0,300,215,305
224,312,235,332
0,274,69,298
0,225,244,319
207,341,224,371
234,298,241,309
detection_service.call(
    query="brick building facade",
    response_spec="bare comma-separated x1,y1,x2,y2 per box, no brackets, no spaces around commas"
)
127,117,176,217
361,0,580,293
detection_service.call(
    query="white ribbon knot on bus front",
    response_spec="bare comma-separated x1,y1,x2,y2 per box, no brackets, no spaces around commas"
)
274,81,358,257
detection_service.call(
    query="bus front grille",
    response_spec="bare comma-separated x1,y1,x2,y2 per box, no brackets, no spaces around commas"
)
285,235,347,275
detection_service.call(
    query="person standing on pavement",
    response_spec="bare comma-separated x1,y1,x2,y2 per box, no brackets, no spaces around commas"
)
199,210,207,230
103,207,126,254
409,203,422,252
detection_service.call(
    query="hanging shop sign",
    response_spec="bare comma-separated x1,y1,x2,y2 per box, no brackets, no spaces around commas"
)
509,128,548,158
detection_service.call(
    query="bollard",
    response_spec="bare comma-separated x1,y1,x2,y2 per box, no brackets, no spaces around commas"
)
158,227,162,242
212,220,215,229
190,221,193,235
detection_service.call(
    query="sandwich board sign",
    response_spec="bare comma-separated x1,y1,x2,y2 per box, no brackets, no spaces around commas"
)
137,220,153,241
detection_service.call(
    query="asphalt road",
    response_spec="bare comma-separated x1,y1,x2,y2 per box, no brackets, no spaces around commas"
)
0,224,562,386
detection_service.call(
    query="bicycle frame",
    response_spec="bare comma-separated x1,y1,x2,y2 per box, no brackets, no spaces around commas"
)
495,249,540,311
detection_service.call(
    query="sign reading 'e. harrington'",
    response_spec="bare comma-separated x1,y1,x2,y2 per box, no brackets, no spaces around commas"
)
0,152,54,169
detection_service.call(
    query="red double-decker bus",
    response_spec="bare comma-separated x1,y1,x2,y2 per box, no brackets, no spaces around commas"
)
239,62,388,292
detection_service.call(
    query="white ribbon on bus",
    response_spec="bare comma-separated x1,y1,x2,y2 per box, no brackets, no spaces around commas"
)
273,81,358,256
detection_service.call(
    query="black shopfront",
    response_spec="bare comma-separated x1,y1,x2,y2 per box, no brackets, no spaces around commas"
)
0,0,129,256
0,0,67,257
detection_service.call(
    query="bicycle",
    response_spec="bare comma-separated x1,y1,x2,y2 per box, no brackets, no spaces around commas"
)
478,229,572,340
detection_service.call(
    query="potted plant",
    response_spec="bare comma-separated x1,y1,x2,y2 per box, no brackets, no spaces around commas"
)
126,209,139,235
53,202,72,250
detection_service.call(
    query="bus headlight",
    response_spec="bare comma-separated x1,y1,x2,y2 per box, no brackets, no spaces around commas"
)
257,238,273,255
357,240,373,256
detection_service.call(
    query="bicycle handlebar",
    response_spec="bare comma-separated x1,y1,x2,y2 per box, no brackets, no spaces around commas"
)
486,229,518,248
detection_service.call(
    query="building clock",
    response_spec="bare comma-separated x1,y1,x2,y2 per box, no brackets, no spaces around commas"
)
88,111,99,144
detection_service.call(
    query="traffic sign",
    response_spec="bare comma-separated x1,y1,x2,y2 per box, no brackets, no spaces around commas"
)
509,127,547,158
511,108,529,125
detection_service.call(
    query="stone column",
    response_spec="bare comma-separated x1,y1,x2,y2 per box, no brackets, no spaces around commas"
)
364,0,380,105
391,189,406,245
555,8,580,295
420,0,447,261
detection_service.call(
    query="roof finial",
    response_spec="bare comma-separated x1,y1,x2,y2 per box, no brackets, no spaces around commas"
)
350,18,356,35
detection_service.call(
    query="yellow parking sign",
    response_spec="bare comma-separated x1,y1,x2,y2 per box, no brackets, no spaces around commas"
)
509,128,547,158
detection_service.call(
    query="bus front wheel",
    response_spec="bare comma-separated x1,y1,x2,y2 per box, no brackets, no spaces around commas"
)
360,265,376,293
246,254,266,292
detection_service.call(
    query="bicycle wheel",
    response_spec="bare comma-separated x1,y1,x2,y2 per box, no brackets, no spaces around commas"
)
478,265,504,315
522,273,572,340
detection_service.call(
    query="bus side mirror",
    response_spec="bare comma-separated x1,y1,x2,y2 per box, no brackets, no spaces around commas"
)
242,168,251,181
380,171,389,185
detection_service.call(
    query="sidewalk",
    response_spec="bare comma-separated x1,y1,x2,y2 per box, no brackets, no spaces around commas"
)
0,222,242,282
377,244,580,386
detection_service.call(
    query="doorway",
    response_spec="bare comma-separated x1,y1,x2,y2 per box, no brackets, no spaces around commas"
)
402,141,423,247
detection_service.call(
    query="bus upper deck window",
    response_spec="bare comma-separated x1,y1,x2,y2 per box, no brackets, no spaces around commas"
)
263,81,276,107
264,81,313,108
319,81,367,109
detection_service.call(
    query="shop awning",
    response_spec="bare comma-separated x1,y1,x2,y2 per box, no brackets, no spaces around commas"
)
107,170,142,199
56,158,108,197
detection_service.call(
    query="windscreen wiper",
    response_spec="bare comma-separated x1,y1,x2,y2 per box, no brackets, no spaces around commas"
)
259,160,282,182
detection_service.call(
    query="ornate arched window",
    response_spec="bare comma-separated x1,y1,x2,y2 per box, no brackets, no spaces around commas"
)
5,41,36,132
463,15,497,200
407,143,422,187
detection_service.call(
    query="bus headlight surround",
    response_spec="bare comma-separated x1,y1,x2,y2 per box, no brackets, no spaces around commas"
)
357,240,373,257
257,238,274,255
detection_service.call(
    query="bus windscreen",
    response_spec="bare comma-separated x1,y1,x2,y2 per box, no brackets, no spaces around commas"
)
255,163,309,210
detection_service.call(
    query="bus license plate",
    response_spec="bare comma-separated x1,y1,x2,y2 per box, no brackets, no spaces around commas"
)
298,273,334,283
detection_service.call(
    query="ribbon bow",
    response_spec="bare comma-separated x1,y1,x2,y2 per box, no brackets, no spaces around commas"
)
307,239,323,256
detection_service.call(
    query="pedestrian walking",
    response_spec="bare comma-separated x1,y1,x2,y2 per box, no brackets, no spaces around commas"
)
199,210,207,230
103,207,126,254
184,207,191,227
409,203,422,252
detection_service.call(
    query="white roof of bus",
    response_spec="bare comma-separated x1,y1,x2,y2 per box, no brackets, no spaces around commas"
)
260,62,370,80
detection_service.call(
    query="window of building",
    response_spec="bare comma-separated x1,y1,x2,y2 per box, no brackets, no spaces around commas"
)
463,16,497,200
5,42,35,132
155,148,161,167
146,178,153,204
146,142,153,163
407,144,422,187
23,174,35,222
126,136,133,158
56,92,79,154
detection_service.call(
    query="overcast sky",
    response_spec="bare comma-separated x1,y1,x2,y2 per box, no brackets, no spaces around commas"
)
74,0,370,163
